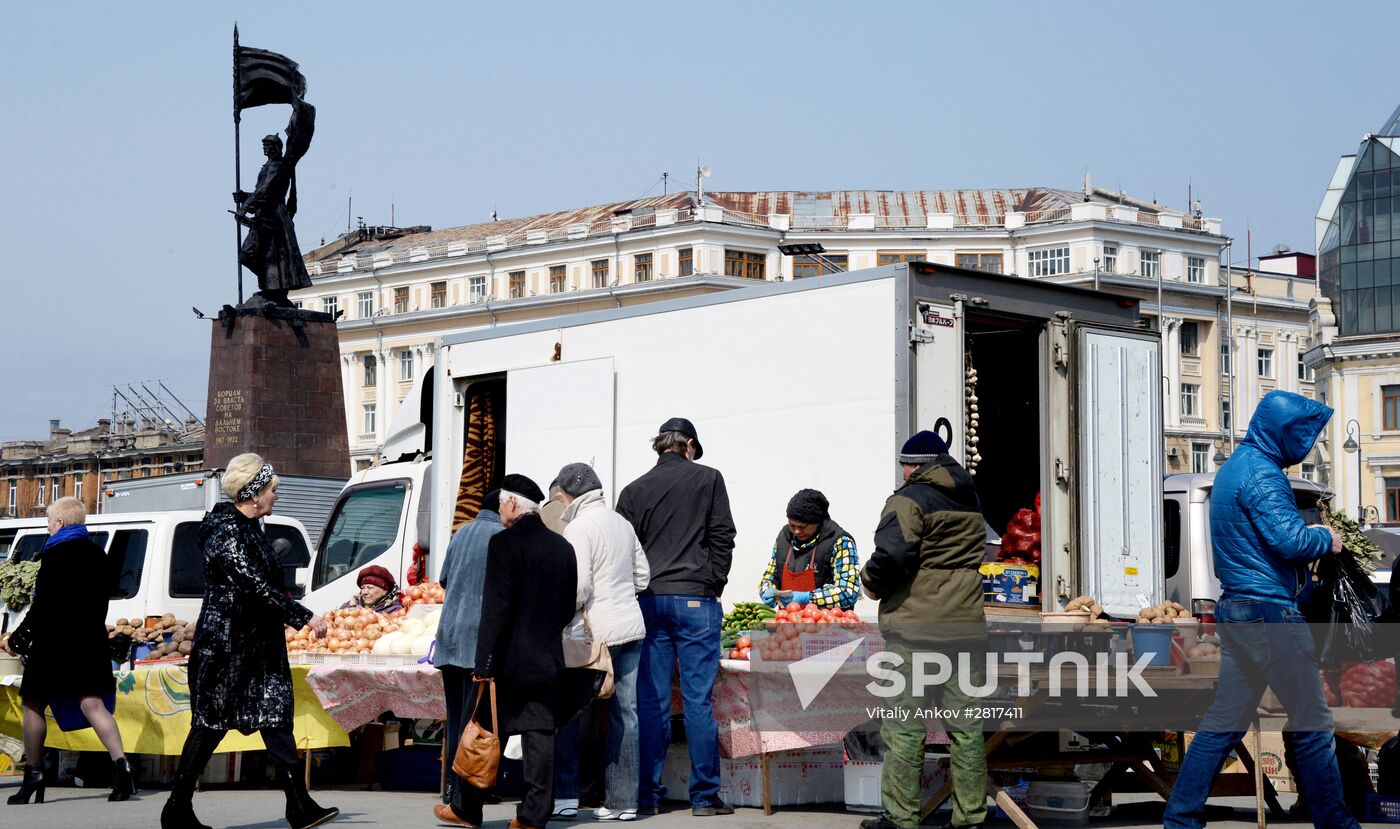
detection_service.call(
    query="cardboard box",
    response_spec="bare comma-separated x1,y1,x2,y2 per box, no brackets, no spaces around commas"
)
664,743,846,808
1255,732,1295,793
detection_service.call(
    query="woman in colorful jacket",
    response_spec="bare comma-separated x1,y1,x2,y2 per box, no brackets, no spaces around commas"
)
339,564,404,615
758,489,861,610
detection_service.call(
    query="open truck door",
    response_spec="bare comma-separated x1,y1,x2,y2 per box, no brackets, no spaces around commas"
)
912,300,965,460
505,358,617,499
1074,326,1164,618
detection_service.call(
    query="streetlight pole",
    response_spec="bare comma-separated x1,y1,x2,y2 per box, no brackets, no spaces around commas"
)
1342,418,1362,521
1093,256,1100,291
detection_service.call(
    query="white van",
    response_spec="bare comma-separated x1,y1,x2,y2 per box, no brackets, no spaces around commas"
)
0,511,314,632
1163,472,1329,617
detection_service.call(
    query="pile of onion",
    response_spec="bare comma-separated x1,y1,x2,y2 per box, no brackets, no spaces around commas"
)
287,606,400,655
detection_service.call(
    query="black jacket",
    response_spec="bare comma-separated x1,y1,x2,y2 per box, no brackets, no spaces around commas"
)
475,512,578,731
617,452,736,598
12,537,115,703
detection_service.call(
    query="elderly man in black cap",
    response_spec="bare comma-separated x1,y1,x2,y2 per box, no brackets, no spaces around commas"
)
617,418,736,817
441,474,578,829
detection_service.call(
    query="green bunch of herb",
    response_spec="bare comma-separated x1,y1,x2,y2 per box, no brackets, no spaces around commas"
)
1324,504,1384,573
0,561,40,611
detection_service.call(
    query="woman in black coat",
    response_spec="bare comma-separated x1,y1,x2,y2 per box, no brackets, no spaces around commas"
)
160,454,338,829
3,497,133,805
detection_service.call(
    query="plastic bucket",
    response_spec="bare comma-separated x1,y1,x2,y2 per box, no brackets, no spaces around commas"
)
1026,780,1090,824
1131,625,1174,666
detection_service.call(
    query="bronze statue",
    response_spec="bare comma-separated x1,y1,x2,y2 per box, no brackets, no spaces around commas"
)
234,97,315,307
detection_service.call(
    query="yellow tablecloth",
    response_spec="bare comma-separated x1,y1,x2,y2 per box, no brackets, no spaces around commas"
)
0,662,348,755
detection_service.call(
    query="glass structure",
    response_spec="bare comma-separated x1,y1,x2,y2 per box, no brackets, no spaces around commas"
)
1318,109,1400,336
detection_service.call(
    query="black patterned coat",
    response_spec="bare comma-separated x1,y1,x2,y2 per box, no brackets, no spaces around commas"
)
187,503,313,731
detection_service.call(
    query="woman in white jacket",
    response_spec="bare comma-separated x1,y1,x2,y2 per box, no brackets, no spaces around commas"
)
552,463,650,822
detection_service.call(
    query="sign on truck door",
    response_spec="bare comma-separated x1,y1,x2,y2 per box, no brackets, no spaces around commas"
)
1075,326,1164,617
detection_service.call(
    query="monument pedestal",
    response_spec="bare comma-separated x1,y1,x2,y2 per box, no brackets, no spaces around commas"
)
204,306,349,476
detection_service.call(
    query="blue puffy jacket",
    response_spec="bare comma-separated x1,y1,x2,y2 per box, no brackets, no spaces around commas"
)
1211,390,1334,606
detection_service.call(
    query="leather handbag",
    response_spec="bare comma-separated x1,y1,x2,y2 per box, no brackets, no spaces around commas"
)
451,679,500,789
561,610,614,699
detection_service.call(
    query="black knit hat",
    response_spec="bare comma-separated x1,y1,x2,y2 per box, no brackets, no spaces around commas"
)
786,489,829,524
499,473,545,505
898,430,949,465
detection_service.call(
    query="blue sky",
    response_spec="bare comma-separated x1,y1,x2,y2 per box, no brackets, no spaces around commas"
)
2,2,1397,440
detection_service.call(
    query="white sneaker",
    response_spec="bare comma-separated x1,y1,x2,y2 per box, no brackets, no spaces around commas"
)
594,808,637,821
553,799,579,820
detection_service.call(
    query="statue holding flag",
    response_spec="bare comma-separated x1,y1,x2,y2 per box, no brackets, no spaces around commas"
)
231,30,316,307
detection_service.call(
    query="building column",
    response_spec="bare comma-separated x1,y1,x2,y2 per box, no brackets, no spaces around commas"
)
340,354,357,446
376,347,392,446
1278,332,1297,394
1164,317,1183,429
1238,325,1258,429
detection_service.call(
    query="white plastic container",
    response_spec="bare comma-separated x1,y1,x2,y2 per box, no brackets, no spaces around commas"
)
1026,780,1091,825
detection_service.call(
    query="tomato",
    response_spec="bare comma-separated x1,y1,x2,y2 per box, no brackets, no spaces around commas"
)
728,648,741,660
785,602,804,612
775,611,790,623
736,636,751,649
739,646,751,659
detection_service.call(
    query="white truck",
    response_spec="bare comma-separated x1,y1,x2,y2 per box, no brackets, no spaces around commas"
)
303,262,1165,618
1,511,315,632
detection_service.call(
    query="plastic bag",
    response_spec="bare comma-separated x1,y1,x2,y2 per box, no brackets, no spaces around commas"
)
1310,552,1391,666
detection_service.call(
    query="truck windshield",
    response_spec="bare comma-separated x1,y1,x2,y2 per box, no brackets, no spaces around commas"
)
314,481,408,590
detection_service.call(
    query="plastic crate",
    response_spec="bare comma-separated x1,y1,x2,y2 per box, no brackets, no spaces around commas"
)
1026,780,1090,825
1368,794,1400,823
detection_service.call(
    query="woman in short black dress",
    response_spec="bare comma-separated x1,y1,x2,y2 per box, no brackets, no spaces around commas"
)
3,497,133,805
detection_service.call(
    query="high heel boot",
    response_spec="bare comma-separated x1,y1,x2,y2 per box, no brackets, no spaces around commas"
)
276,765,340,829
6,763,45,805
161,727,219,829
109,756,137,802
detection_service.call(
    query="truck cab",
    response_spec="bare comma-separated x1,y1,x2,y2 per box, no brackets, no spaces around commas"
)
1,511,313,631
1163,472,1328,617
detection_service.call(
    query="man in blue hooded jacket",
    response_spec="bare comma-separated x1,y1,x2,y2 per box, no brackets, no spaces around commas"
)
1164,390,1356,829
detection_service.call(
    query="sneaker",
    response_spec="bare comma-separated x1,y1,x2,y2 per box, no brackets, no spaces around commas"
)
594,807,638,821
552,799,580,820
692,799,736,816
859,815,901,829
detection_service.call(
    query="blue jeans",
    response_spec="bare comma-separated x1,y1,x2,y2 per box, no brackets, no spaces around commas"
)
1164,595,1358,829
637,594,722,810
554,640,643,810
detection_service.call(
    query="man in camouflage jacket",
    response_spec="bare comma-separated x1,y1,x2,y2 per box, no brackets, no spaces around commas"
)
859,430,988,829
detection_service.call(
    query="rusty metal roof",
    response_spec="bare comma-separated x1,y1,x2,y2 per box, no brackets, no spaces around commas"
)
306,188,1176,265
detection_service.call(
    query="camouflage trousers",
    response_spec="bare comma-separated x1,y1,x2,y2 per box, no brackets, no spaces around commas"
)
878,642,988,829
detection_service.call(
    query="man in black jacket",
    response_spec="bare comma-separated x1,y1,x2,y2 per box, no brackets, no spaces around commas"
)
617,417,736,816
440,474,577,829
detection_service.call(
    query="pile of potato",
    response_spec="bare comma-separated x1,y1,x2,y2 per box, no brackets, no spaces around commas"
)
1136,601,1195,625
1185,640,1221,658
109,614,195,660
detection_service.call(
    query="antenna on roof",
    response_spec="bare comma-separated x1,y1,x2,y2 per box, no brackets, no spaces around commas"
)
697,164,711,201
663,172,669,195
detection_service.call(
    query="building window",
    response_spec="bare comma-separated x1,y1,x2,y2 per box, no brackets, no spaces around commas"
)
550,264,567,293
468,275,486,303
1103,244,1118,273
1187,256,1206,284
51,480,60,503
430,281,447,308
1301,462,1316,482
1383,385,1400,431
1388,477,1400,521
322,296,338,317
1181,383,1200,418
1027,246,1071,277
74,478,83,501
362,403,376,436
6,482,13,511
1258,348,1274,379
509,271,525,299
1220,340,1232,375
1141,250,1161,278
679,247,693,276
591,259,610,288
1191,441,1211,474
793,253,848,278
877,251,924,265
955,252,1003,273
725,249,766,279
1298,354,1314,382
363,354,377,387
634,253,653,283
399,349,414,382
1222,400,1232,432
357,291,374,318
1180,321,1200,356
393,286,410,314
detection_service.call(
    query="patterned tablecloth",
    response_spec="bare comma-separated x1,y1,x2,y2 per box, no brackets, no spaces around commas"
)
303,663,447,732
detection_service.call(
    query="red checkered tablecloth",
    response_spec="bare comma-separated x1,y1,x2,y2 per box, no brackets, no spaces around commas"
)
304,663,446,732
